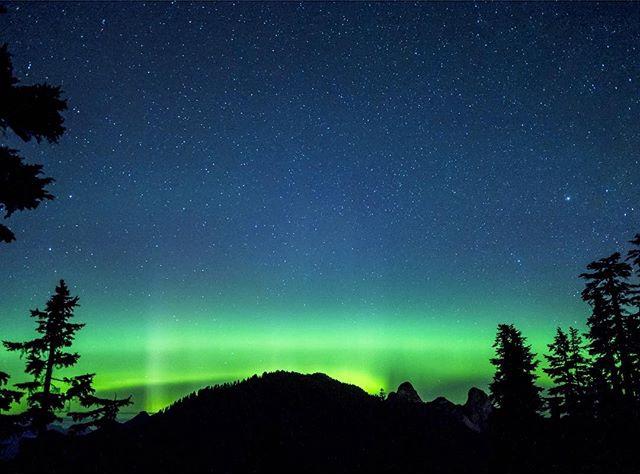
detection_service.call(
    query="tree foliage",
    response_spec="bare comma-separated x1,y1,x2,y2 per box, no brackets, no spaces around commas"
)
627,233,640,275
0,43,66,143
69,392,132,433
580,253,639,403
0,370,23,412
489,323,542,420
4,280,129,430
544,327,588,417
0,146,54,242
0,14,67,244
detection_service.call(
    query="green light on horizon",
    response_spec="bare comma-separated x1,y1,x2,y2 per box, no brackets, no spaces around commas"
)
0,305,578,413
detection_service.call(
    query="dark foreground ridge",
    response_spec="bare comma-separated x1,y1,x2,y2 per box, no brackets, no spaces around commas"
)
4,370,640,474
6,371,488,474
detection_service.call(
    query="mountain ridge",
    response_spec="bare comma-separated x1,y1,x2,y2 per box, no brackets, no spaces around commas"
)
12,370,490,473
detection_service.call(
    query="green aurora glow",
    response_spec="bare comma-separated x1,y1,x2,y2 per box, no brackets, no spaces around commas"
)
1,298,573,412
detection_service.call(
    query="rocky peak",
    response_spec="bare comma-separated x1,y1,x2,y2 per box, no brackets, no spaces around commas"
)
387,381,423,403
462,387,492,432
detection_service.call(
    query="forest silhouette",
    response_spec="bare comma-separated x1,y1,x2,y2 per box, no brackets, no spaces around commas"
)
2,4,640,474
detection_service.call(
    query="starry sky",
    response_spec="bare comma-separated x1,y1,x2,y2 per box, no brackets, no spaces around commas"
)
1,2,639,412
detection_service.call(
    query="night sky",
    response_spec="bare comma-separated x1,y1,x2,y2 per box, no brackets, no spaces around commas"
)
1,2,639,412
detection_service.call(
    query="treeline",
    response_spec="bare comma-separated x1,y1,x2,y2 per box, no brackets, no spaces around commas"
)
490,233,640,420
0,281,132,437
488,233,640,473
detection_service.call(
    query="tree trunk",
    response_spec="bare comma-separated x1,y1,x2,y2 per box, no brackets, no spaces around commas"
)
39,341,56,432
610,288,635,401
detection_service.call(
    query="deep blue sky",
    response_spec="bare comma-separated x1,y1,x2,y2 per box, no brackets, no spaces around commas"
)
1,2,639,408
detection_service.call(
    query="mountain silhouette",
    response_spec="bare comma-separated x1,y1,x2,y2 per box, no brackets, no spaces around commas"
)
12,371,489,474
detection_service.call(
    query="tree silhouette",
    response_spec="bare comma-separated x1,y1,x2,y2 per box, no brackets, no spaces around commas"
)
0,370,22,412
626,234,640,398
0,44,66,143
489,324,542,421
2,280,94,432
581,253,638,404
69,391,132,433
586,292,622,406
627,233,640,275
0,9,67,244
544,327,588,418
0,370,24,437
0,146,54,242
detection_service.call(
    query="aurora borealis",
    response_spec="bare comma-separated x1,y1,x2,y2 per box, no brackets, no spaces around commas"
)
1,2,639,413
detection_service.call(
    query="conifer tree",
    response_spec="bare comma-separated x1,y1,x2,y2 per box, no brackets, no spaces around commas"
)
544,328,571,416
0,146,54,242
489,324,542,420
626,234,640,396
0,370,24,437
568,327,590,387
628,234,640,275
581,253,638,402
0,370,22,412
586,292,621,396
0,7,67,244
69,391,132,433
3,280,95,431
544,327,588,417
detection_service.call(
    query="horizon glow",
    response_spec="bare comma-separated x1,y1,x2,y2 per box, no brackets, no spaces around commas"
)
2,301,570,411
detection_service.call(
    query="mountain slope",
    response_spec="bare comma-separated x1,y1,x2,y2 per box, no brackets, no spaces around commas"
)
12,371,489,474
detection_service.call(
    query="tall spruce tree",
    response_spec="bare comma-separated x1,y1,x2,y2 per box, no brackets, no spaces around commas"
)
490,324,543,420
568,327,590,388
3,280,95,431
544,327,588,417
0,7,67,244
586,293,622,408
581,253,638,403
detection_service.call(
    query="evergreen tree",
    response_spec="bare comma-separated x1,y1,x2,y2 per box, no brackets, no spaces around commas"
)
544,327,588,417
0,370,22,412
628,233,640,275
581,253,638,402
568,327,590,388
0,370,24,437
544,328,571,417
2,280,94,431
0,7,67,244
587,292,621,395
68,391,132,433
0,43,66,142
626,234,640,396
0,146,54,242
582,292,630,420
489,324,543,420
